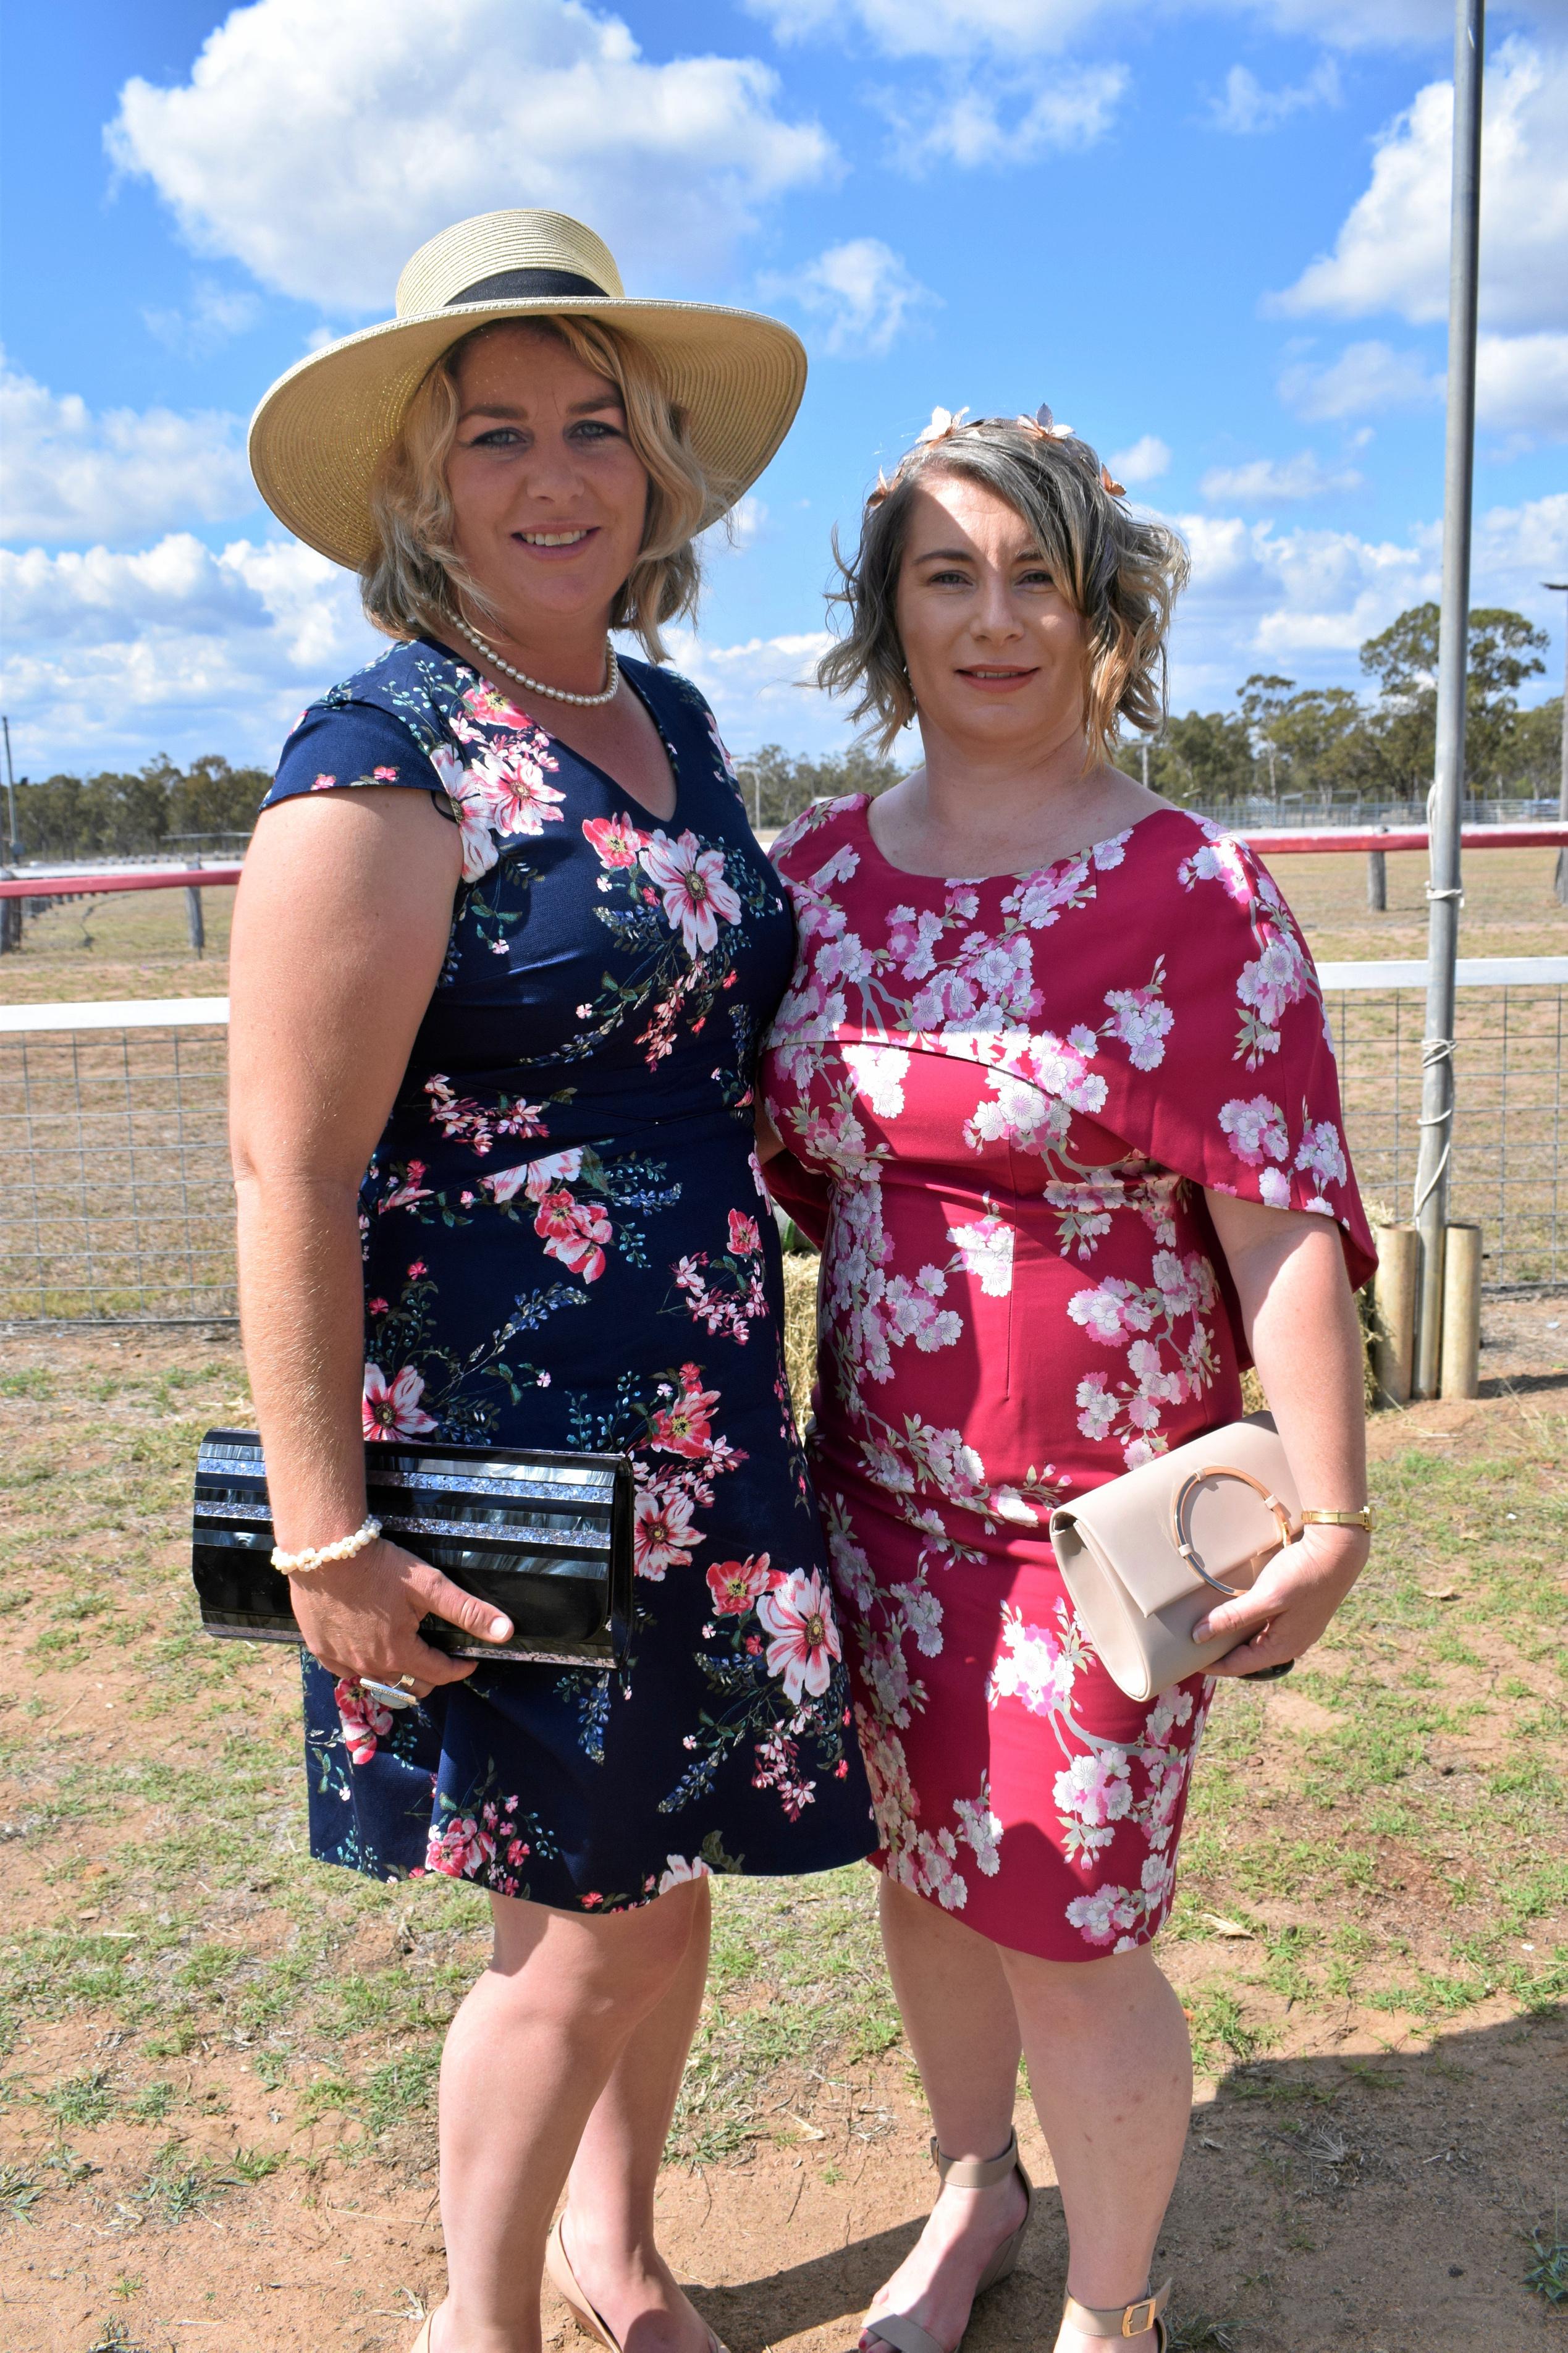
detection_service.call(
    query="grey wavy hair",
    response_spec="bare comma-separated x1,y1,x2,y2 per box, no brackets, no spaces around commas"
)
362,316,712,661
818,413,1191,760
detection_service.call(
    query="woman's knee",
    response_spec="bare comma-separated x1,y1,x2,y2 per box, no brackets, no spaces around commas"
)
487,1879,703,2032
1000,1938,1171,2025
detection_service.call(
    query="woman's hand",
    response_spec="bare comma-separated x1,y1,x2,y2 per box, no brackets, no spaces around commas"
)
287,1538,514,1700
1192,1523,1369,1679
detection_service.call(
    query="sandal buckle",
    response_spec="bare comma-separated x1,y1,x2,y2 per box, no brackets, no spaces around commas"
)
1122,2299,1156,2338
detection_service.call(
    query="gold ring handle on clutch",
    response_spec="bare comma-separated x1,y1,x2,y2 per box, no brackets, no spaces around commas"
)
1169,1466,1297,1598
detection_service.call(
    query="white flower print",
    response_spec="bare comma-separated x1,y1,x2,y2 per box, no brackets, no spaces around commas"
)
1218,1094,1289,1167
843,1042,911,1117
1103,985,1173,1071
1055,1750,1134,1860
987,1601,1085,1717
657,1854,712,1893
1296,1118,1348,1189
947,1213,1014,1298
1000,856,1094,929
953,1776,1005,1876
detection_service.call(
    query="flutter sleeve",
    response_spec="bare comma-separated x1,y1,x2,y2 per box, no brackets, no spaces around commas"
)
259,701,458,823
1121,823,1377,1292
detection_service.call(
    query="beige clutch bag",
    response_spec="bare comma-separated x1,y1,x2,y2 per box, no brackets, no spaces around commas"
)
1048,1413,1301,1702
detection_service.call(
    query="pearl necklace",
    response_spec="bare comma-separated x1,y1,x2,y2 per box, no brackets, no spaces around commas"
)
460,620,620,708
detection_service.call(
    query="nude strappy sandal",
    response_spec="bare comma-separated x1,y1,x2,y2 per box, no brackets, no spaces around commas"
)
547,2215,731,2353
405,2320,432,2353
861,2127,1034,2353
1060,2278,1171,2346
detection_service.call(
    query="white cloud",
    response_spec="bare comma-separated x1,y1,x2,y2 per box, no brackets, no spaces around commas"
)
885,64,1128,168
1199,450,1364,502
107,0,837,315
1279,339,1441,420
143,277,262,358
760,239,937,357
1207,56,1339,132
749,0,1568,59
0,533,376,772
663,626,845,755
1279,331,1568,440
1105,434,1171,485
0,360,255,547
1475,329,1568,440
1163,489,1568,703
1271,38,1568,332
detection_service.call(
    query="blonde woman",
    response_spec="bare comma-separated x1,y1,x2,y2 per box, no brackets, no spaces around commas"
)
762,411,1375,2350
232,211,872,2353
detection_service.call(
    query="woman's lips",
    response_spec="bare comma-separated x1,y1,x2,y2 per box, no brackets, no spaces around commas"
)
955,667,1037,693
511,526,601,561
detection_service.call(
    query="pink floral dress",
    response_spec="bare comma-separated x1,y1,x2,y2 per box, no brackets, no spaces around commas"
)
762,795,1375,1960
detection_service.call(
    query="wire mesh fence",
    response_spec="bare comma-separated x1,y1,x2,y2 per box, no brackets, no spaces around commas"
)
1,978,1564,1320
1,1012,234,1321
1323,977,1566,1288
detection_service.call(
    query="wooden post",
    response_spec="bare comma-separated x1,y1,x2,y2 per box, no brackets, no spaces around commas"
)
1439,1221,1483,1398
1367,847,1387,911
185,884,206,957
1372,1223,1420,1406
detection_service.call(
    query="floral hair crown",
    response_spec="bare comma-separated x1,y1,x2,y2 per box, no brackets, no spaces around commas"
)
866,402,1126,505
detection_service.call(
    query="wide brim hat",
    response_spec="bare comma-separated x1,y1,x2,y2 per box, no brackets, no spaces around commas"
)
248,209,807,573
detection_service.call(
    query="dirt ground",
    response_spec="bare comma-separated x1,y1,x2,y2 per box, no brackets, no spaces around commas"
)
0,1314,1564,2353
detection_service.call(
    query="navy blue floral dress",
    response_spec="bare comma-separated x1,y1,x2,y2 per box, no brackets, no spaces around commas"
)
259,636,873,1907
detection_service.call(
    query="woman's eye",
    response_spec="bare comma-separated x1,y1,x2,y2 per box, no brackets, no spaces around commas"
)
470,427,523,449
1018,568,1055,587
571,419,621,442
927,568,972,586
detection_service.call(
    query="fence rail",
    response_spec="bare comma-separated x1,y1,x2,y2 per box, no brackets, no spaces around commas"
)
3,970,1565,1322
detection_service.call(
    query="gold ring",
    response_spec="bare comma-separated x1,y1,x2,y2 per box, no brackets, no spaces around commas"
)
395,1674,419,1694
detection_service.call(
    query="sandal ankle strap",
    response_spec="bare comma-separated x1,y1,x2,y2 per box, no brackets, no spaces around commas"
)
929,2126,1020,2189
1061,2279,1170,2338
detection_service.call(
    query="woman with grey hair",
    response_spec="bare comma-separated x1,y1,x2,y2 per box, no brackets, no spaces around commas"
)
231,209,872,2353
762,408,1375,2350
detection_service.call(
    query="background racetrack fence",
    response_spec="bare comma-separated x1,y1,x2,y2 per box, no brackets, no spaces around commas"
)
1,970,1564,1322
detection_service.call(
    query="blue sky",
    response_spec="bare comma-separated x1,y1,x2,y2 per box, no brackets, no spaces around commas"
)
2,0,1565,779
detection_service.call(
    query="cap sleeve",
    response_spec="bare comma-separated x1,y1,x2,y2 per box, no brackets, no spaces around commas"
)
1128,826,1377,1291
260,701,457,823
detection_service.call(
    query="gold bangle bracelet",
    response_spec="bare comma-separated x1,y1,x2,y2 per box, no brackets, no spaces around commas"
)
1299,1506,1374,1532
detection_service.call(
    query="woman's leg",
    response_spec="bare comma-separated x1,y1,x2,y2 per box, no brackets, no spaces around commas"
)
557,1875,715,2347
999,1943,1191,2352
858,1877,1029,2351
436,1877,709,2353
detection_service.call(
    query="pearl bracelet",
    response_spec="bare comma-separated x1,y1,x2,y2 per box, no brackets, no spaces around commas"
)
271,1514,382,1576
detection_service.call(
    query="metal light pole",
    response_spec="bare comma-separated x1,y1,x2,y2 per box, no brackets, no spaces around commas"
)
1545,581,1568,903
1,716,17,859
1412,0,1485,1400
0,716,19,956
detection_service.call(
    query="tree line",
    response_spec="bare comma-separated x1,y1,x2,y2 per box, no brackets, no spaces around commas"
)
8,601,1561,861
1111,602,1561,807
9,754,269,862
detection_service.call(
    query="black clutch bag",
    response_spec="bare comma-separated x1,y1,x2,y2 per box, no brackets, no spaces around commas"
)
191,1429,632,1669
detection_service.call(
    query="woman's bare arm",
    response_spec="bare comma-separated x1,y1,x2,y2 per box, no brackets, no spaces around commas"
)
1193,1193,1372,1677
230,785,509,1693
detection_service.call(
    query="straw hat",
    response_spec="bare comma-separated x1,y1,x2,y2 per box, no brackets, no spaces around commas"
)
248,208,807,572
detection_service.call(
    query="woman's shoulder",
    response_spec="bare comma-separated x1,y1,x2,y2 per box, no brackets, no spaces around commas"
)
264,638,478,815
770,793,869,879
298,635,475,749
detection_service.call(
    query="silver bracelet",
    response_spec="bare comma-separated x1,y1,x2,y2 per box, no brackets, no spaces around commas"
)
271,1514,381,1576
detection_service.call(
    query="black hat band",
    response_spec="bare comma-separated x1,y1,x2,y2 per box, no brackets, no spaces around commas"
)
448,266,608,305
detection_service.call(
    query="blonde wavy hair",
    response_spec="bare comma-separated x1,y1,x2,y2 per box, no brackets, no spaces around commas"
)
818,412,1190,760
363,316,712,661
